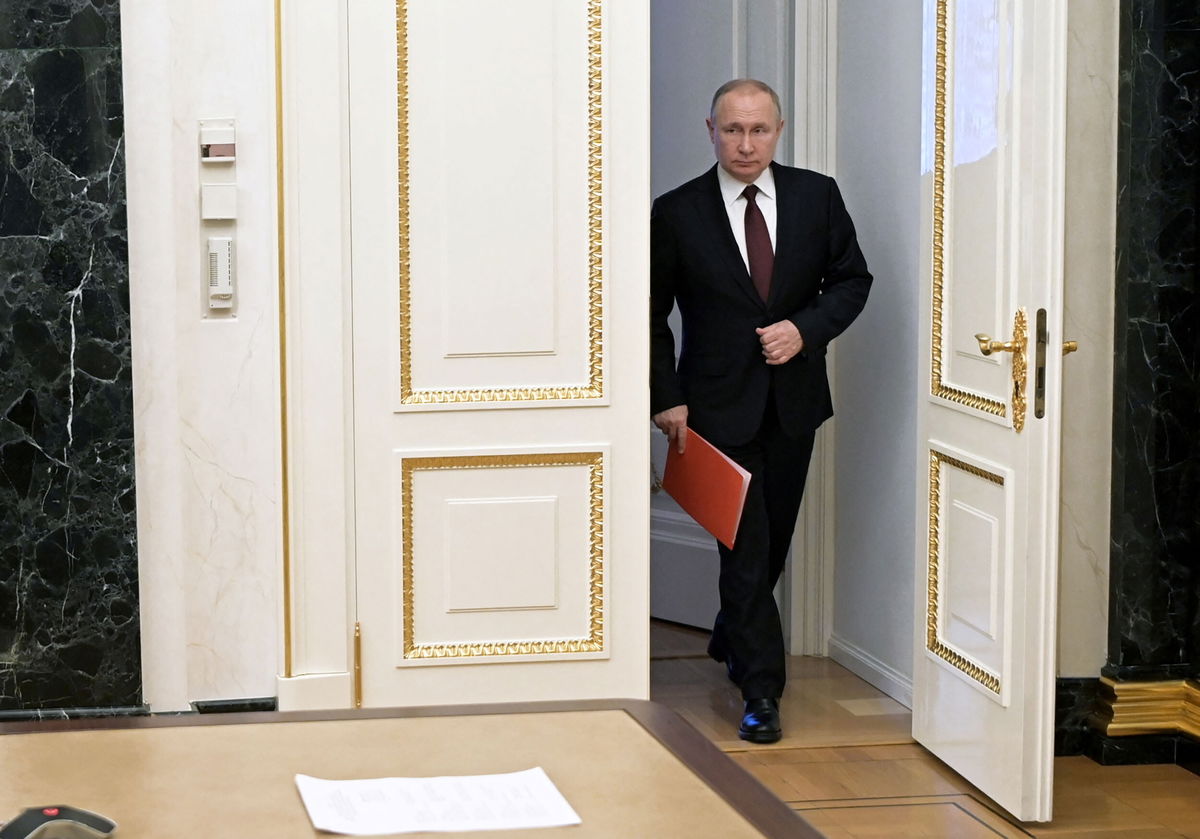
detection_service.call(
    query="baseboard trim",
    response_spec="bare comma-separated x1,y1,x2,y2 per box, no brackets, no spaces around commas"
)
192,697,278,714
276,671,352,712
650,508,714,550
1093,676,1200,740
0,705,149,722
828,634,913,709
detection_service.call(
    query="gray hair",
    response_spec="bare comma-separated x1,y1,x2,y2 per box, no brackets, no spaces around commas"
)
709,79,782,123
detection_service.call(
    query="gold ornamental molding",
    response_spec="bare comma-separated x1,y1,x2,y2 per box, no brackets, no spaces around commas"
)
400,452,605,660
274,0,294,678
1093,677,1200,740
926,448,1003,694
928,0,1007,421
353,621,363,708
396,0,605,406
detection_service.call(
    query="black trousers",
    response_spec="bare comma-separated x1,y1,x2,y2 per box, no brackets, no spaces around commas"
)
707,400,816,700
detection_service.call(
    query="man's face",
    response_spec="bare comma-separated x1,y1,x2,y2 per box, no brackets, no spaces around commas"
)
706,88,784,184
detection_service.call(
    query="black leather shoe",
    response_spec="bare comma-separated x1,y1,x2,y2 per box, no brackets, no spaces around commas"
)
738,698,782,744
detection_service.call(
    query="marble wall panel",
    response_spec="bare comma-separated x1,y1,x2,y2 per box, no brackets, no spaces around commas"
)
1107,0,1199,681
0,0,139,710
1055,677,1100,756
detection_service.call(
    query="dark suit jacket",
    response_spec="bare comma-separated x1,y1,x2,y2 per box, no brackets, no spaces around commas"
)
650,162,873,448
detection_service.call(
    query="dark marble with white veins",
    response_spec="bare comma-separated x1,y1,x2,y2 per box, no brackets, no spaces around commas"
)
0,0,140,710
1106,0,1199,685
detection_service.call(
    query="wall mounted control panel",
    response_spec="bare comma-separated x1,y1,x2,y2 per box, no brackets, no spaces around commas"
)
200,118,236,162
199,118,237,315
207,237,235,309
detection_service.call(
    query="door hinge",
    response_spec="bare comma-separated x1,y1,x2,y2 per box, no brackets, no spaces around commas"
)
353,621,363,709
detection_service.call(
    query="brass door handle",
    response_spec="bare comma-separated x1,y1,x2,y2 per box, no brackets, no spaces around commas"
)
1063,340,1079,355
974,333,1016,356
975,311,1028,431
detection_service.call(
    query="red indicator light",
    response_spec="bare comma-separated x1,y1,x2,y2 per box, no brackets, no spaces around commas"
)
42,808,60,817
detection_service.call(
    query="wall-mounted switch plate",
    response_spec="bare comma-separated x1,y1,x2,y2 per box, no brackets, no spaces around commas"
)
201,183,237,220
200,118,236,162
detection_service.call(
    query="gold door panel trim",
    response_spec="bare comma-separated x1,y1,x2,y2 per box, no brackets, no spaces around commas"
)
400,452,605,659
396,0,605,405
926,448,1003,695
929,0,1007,420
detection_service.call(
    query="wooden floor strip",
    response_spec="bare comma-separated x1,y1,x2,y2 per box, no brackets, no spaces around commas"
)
649,620,1200,839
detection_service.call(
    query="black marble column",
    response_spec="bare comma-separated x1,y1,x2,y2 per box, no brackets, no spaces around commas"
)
1107,0,1199,682
0,1,141,712
1091,0,1199,766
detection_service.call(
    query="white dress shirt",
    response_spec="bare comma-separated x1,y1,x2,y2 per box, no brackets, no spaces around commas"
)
716,164,778,274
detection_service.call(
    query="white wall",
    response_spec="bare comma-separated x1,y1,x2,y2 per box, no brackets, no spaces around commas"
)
123,0,282,710
650,0,794,198
829,0,923,704
1057,0,1117,677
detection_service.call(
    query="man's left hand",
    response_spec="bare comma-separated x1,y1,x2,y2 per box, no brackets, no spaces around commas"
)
756,320,804,365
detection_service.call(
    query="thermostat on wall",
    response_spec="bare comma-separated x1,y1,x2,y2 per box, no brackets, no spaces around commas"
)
207,236,235,309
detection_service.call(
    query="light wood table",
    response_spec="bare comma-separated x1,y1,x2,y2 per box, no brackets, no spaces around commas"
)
1,699,818,838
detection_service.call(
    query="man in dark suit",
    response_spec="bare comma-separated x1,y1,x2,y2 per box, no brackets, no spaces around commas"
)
651,79,872,743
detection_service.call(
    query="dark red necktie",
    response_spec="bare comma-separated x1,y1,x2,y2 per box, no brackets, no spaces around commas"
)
742,185,773,301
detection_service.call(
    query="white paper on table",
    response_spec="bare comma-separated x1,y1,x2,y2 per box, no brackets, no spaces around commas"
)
294,767,582,835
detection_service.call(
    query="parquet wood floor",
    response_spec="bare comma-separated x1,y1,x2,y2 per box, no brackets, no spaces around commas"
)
649,620,1200,838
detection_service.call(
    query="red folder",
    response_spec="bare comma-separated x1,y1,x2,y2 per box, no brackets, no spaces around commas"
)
661,428,751,549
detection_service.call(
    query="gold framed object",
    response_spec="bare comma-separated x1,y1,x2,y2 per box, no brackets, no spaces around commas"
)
926,448,1003,694
929,0,1007,419
396,0,605,405
400,452,605,659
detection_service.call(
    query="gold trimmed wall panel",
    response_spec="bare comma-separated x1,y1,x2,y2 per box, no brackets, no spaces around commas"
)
396,0,605,406
926,448,1003,695
400,452,605,660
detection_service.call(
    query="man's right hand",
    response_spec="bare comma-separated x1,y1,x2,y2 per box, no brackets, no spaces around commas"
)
652,405,689,454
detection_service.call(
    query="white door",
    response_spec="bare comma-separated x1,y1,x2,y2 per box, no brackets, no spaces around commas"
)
914,0,1067,822
276,0,650,708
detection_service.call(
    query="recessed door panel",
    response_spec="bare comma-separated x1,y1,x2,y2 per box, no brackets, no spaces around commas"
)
398,451,605,664
930,0,1018,421
927,445,1010,698
401,0,604,404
